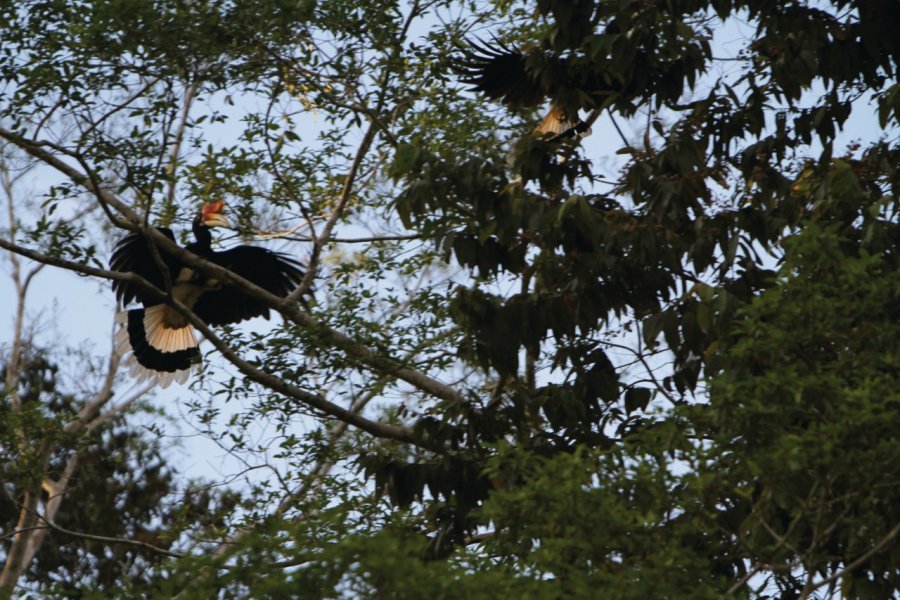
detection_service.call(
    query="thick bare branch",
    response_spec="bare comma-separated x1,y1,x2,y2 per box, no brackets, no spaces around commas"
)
0,158,41,597
0,233,424,446
163,81,199,207
287,118,379,303
0,490,41,596
0,126,466,408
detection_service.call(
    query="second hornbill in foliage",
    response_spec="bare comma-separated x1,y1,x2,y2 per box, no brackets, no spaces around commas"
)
111,201,305,387
453,38,600,140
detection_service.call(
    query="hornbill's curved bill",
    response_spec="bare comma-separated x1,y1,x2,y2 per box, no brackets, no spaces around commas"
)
453,38,593,140
110,201,305,387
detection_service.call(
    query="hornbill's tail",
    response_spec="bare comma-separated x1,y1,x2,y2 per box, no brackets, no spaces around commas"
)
115,306,200,388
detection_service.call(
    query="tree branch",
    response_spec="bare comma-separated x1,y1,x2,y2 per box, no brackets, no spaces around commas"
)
801,520,900,598
0,126,466,409
0,233,426,447
37,516,185,560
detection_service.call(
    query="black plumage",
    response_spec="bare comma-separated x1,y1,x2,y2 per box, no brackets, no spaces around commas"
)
124,309,200,374
453,39,597,139
453,38,550,108
111,201,305,386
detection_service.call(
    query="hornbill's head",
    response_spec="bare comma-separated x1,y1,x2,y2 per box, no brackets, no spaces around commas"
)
199,200,231,229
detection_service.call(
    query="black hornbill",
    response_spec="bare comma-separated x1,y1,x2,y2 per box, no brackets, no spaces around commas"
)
111,201,305,387
453,38,600,139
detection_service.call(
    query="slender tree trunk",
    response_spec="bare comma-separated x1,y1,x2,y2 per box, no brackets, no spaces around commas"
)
0,156,37,599
0,489,41,597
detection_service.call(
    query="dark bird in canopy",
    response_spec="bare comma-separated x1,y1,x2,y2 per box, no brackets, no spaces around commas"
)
452,38,599,140
111,201,305,387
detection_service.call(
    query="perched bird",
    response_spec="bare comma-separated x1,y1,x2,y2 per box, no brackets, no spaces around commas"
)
111,201,305,387
453,38,595,140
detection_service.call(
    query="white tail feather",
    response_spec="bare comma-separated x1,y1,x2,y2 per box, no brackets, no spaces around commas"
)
122,358,193,389
144,305,197,352
114,310,198,388
114,311,131,357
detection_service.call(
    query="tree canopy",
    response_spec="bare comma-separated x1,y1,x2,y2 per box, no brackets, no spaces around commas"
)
0,0,898,597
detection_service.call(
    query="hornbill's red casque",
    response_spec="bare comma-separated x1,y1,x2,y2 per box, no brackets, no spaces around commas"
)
453,39,596,139
111,201,304,387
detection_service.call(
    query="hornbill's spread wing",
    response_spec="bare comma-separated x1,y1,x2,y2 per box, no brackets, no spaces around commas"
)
110,201,307,387
192,246,306,325
453,38,548,107
110,227,180,306
453,38,590,139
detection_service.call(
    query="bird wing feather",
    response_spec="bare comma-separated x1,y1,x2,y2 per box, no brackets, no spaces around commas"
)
191,246,306,326
452,38,548,108
110,227,181,306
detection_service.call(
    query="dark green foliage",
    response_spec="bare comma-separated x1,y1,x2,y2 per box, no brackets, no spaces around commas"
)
376,0,900,594
689,224,900,598
0,351,237,595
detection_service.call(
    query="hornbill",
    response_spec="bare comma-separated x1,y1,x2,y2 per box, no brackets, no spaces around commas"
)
110,201,305,387
453,38,598,139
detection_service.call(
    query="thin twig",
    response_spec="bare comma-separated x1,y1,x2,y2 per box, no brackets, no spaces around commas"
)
801,520,900,598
